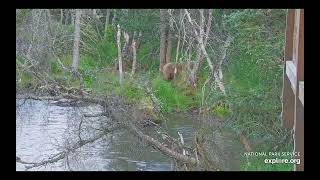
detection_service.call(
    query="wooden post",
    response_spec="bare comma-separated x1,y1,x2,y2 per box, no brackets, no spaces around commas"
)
282,9,295,129
293,9,304,171
282,9,304,171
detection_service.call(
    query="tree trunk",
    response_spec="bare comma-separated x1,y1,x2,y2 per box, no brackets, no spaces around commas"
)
72,9,81,70
165,28,172,64
93,9,97,18
213,36,232,95
104,9,110,39
189,9,213,87
136,31,142,49
175,10,183,63
159,9,167,72
46,9,52,36
60,9,63,24
71,10,75,26
185,9,214,77
112,9,117,25
131,31,137,77
26,10,40,61
122,31,130,61
117,24,123,85
189,9,205,87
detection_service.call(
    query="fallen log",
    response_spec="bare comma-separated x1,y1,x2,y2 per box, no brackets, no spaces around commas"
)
125,122,198,166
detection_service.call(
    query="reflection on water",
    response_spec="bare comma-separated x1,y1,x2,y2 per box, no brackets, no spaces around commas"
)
16,99,241,171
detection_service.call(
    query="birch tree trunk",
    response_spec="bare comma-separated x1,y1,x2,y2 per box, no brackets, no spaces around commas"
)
93,9,97,18
60,9,63,24
131,31,137,76
175,9,183,63
72,9,81,70
117,24,123,85
122,31,130,62
185,11,213,69
189,9,213,87
213,36,232,95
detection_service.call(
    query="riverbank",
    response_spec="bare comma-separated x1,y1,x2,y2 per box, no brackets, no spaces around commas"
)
16,96,244,171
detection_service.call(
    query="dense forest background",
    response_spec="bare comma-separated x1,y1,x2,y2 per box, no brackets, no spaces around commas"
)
16,9,293,170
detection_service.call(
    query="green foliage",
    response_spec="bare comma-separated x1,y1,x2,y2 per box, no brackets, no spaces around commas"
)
212,103,231,119
91,71,120,96
138,40,160,72
96,38,117,65
19,72,33,88
117,9,159,40
151,76,193,113
224,9,287,143
16,9,31,29
60,55,73,67
117,80,145,102
50,60,62,75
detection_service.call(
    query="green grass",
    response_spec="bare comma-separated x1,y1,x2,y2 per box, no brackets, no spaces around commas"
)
19,72,33,88
151,76,195,113
117,80,145,102
212,103,231,119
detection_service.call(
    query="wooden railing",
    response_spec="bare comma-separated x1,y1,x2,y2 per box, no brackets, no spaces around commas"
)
281,9,304,171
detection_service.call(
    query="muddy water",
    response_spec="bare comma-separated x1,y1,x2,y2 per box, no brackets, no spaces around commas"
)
16,99,242,171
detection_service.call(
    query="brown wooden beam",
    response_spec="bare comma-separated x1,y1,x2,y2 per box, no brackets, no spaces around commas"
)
293,9,304,171
282,9,295,129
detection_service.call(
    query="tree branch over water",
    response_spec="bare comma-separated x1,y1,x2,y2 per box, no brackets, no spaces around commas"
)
16,123,123,170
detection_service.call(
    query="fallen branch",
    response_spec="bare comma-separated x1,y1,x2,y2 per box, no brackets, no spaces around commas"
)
125,122,197,166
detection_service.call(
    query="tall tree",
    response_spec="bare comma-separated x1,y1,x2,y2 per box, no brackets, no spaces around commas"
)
112,9,117,25
165,17,172,65
159,9,167,72
189,9,213,87
159,9,173,72
104,9,110,39
131,31,137,76
72,9,82,70
60,9,63,24
117,24,123,85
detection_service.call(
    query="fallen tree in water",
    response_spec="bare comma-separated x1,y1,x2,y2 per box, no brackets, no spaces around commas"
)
17,88,222,171
16,72,221,170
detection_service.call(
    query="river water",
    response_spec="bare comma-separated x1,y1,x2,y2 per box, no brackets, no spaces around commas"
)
16,99,243,171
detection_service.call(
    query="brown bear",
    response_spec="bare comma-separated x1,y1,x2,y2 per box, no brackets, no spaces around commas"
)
161,63,183,81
